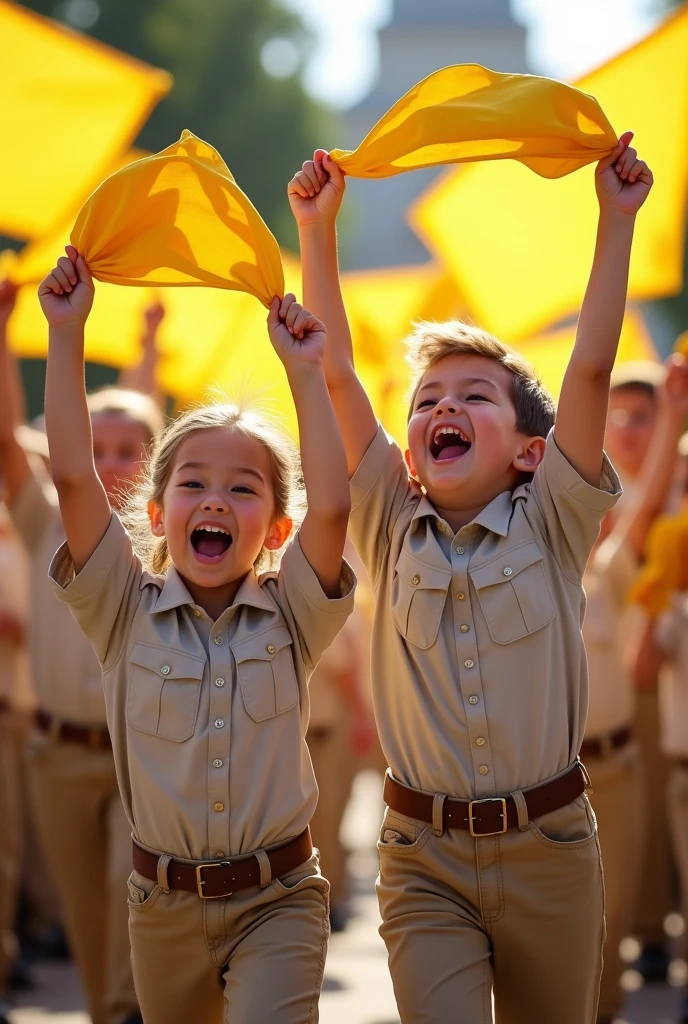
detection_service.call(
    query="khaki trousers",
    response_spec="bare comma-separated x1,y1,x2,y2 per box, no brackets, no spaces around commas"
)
127,851,329,1024
377,791,604,1024
668,766,688,947
586,743,644,1020
307,721,355,912
0,711,22,992
26,738,138,1024
633,688,673,945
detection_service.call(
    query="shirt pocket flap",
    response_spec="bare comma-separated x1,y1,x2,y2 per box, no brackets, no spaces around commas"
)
394,549,452,591
232,626,294,665
469,541,544,591
129,644,205,680
233,627,298,722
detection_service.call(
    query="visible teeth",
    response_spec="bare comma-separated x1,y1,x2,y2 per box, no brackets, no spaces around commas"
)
434,426,470,443
196,526,229,535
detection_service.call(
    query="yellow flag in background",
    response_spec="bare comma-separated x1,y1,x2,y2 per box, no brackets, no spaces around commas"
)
330,65,617,179
71,132,285,305
410,6,688,342
0,0,170,241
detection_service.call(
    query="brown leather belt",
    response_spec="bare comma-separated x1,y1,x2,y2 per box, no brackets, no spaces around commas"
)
132,828,313,900
580,725,632,760
384,761,588,837
34,709,111,750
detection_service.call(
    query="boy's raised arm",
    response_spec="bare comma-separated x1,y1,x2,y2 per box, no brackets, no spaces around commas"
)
289,152,378,477
39,246,111,572
555,133,653,485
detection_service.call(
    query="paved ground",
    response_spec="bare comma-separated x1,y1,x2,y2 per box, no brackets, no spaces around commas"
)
7,773,687,1024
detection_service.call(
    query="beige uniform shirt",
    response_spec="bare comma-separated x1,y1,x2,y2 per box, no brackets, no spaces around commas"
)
0,507,32,708
583,534,640,738
9,475,105,724
349,425,620,800
50,512,355,860
655,594,688,757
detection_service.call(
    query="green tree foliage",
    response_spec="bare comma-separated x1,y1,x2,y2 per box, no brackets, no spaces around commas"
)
20,0,333,246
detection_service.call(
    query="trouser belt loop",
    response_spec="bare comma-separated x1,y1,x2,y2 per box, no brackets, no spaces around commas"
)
432,793,447,837
255,848,272,888
156,854,172,894
511,789,530,831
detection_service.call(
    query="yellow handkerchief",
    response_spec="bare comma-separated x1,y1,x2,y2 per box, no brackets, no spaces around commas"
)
71,131,284,306
330,64,617,180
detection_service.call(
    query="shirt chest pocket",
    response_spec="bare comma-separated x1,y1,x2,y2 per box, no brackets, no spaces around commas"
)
127,644,205,742
469,541,555,645
392,550,451,649
233,626,299,723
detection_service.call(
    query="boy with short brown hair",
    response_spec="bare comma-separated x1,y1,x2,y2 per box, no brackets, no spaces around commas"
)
289,131,653,1022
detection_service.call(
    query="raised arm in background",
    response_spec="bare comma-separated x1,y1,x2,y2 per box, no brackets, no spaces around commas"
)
556,132,653,485
288,153,378,478
39,247,111,572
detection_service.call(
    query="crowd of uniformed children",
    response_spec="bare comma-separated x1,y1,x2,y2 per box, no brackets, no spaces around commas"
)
0,125,687,1024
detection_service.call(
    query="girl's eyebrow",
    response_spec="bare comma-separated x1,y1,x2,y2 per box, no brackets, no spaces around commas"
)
176,460,265,482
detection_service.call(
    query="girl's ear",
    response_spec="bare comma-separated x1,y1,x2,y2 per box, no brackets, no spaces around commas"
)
148,500,165,538
264,515,292,551
404,448,419,481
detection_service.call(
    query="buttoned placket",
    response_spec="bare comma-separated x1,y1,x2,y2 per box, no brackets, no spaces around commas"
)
444,521,495,799
206,613,233,859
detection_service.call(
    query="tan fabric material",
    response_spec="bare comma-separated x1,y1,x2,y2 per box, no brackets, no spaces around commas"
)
587,744,645,1019
656,594,688,755
349,425,620,798
126,854,329,1024
307,717,354,911
376,792,604,1023
633,686,673,946
49,512,355,860
9,475,105,723
0,711,22,991
26,738,137,1024
583,535,641,738
668,766,688,961
0,510,33,709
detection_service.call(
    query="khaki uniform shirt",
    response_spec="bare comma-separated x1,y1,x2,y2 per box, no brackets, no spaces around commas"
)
349,425,620,799
583,534,640,738
655,594,688,757
50,512,355,860
9,475,105,724
0,507,32,709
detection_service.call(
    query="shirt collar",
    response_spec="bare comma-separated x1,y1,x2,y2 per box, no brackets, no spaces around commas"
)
409,487,517,539
151,565,276,615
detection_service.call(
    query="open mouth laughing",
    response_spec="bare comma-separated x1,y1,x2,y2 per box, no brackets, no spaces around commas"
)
429,424,472,462
190,524,233,563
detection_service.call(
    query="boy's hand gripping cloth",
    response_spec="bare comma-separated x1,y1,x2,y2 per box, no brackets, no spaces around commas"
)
329,64,617,180
70,131,284,306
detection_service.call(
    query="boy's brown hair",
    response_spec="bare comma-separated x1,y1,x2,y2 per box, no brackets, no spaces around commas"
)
86,387,165,444
405,321,556,439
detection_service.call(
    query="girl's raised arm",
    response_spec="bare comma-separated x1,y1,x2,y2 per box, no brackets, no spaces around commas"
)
267,294,350,598
39,246,111,572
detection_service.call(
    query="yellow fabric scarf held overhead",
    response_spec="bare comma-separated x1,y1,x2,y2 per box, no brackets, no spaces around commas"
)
69,66,618,304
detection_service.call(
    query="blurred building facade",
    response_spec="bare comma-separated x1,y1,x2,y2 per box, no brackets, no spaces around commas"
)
341,0,529,269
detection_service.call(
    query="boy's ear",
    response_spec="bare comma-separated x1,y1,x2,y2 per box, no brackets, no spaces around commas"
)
512,435,547,475
148,500,165,537
404,448,419,481
264,515,292,551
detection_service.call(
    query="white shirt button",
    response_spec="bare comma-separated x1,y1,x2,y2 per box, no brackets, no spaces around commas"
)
464,659,474,669
215,678,225,687
214,719,224,729
213,636,223,646
503,567,513,577
455,545,465,554
476,737,486,746
469,695,479,705
479,765,489,775
214,803,224,812
460,624,469,633
213,759,223,768
161,665,170,675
